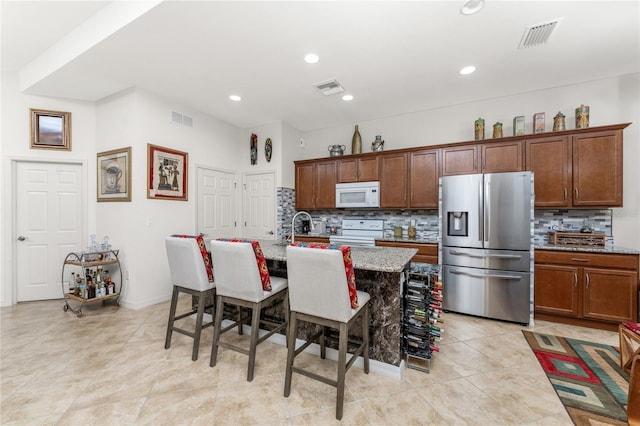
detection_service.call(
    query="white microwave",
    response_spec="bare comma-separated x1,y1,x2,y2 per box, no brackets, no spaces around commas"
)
335,181,380,208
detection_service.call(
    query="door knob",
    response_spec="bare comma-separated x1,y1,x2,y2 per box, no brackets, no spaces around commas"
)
267,230,274,235
17,236,26,241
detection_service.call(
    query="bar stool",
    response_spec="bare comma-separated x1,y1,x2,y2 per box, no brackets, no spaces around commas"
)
164,236,216,361
284,244,370,420
209,239,288,382
620,322,640,375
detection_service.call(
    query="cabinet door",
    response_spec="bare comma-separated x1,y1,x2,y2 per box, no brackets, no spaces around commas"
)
534,264,580,317
295,163,315,210
337,158,358,183
357,156,379,181
440,145,479,176
583,267,637,322
525,136,571,208
572,130,623,207
481,141,524,173
314,160,337,209
379,153,408,208
409,149,439,209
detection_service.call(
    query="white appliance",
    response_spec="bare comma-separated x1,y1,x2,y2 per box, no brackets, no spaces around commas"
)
335,181,380,209
440,171,534,325
329,219,384,247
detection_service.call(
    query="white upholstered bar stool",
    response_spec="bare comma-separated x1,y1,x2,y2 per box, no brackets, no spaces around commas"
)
284,245,370,421
164,236,216,361
209,240,289,382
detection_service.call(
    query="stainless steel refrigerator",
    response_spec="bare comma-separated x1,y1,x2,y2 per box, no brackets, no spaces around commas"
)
440,171,534,324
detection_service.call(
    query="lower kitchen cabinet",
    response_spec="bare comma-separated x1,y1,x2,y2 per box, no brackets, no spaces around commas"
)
376,241,438,264
534,250,639,330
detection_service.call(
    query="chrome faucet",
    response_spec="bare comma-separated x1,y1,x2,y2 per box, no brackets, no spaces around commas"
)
291,211,315,244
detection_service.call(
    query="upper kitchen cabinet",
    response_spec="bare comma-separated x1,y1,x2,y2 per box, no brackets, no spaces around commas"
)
337,155,379,183
440,145,479,176
409,149,439,209
572,129,623,207
379,152,409,208
525,124,627,208
294,159,337,210
526,136,571,208
480,140,524,173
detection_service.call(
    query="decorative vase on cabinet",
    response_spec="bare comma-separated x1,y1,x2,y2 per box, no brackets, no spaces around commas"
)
352,125,362,154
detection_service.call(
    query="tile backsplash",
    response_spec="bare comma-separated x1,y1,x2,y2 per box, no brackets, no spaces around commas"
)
277,187,614,245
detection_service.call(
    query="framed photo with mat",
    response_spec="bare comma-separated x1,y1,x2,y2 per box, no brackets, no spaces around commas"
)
97,147,131,202
147,143,188,201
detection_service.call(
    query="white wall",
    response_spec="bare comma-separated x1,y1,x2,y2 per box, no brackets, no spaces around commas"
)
300,74,640,251
95,88,245,309
1,71,97,306
243,121,282,186
281,122,304,189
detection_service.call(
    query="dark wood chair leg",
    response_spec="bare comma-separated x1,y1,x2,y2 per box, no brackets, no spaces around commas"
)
336,322,348,421
284,311,298,397
247,304,262,382
191,292,206,361
165,286,179,349
210,296,225,367
363,303,370,374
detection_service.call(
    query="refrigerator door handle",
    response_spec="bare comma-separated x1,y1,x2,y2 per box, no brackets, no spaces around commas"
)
449,269,523,280
448,250,522,260
478,180,483,242
484,179,490,243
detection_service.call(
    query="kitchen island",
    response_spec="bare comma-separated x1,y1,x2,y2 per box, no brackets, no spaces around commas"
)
207,239,417,374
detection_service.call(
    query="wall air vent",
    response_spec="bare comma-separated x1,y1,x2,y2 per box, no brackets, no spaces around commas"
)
170,111,193,127
518,18,562,49
312,79,345,96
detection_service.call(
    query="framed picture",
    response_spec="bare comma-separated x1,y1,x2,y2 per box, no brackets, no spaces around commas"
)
533,112,545,134
147,143,188,201
97,147,131,202
30,108,71,150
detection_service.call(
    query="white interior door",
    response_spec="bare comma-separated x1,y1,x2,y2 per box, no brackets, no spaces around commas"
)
196,167,237,242
15,161,84,301
243,172,275,240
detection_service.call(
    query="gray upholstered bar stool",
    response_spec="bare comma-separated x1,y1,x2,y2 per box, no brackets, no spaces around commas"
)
209,240,289,382
164,236,216,361
284,245,370,420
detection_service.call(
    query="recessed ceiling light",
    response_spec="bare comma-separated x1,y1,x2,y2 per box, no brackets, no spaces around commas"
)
342,94,354,101
229,95,242,101
459,65,476,75
461,0,484,15
304,53,319,64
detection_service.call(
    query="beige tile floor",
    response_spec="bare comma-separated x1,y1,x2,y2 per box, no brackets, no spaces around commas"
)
0,296,619,425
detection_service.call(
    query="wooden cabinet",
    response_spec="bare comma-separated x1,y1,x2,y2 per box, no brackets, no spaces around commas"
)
379,152,409,208
481,140,524,173
525,136,571,207
409,149,439,209
572,129,623,207
440,145,478,176
337,156,379,183
534,250,639,330
294,160,337,210
525,128,624,208
375,241,438,264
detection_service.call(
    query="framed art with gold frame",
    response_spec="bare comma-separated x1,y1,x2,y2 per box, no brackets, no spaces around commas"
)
147,143,188,201
97,147,132,202
30,108,72,150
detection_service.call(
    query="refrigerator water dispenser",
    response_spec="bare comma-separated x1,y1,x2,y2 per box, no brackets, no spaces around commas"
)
447,211,468,237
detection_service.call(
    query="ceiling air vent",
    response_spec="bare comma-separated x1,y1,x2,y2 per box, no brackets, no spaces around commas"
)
313,79,345,96
518,18,562,49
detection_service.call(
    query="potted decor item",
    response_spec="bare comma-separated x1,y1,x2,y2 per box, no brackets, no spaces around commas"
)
371,135,384,152
351,125,362,154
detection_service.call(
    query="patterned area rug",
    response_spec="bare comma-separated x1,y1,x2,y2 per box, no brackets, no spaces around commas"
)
522,331,629,425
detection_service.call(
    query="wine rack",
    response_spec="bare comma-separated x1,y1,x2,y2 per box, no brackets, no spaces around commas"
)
403,267,443,372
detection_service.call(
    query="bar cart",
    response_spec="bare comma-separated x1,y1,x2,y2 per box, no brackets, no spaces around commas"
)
61,249,122,317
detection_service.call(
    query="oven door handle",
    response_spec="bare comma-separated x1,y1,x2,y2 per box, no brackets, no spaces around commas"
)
449,269,523,280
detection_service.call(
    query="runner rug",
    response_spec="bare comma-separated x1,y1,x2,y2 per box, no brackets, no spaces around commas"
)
522,330,629,425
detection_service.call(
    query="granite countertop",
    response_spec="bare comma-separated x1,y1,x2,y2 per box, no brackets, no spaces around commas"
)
534,243,639,255
294,233,439,245
258,239,417,273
